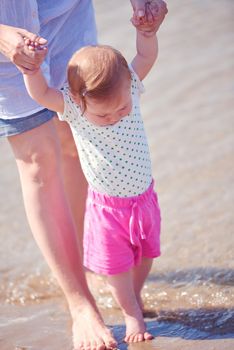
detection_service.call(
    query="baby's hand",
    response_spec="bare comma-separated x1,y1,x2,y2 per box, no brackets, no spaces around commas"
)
131,0,168,37
23,37,47,73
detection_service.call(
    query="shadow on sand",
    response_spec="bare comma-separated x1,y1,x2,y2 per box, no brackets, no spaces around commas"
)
110,266,234,349
112,307,234,349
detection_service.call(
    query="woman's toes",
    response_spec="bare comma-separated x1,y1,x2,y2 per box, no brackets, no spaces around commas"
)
96,342,105,350
102,332,117,349
144,331,154,340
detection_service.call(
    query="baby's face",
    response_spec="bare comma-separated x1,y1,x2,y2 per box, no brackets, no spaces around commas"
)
84,80,132,126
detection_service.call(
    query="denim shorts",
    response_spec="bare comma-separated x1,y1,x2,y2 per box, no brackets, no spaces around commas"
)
0,109,55,137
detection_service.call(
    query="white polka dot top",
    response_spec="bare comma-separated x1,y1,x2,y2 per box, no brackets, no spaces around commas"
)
58,66,152,197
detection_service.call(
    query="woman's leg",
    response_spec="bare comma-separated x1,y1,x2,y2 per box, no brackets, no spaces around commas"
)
107,269,153,343
53,117,87,258
8,118,116,350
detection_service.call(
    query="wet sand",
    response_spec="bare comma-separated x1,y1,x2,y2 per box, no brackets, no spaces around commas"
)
0,0,234,349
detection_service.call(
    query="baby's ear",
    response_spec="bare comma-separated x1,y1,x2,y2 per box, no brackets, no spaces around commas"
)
69,91,86,111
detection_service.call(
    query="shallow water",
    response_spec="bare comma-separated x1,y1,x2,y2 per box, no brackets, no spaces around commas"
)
0,0,234,349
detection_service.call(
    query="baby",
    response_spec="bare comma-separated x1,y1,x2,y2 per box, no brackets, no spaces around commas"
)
23,0,168,345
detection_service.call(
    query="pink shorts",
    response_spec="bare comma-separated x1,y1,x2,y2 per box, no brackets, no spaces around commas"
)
83,181,161,275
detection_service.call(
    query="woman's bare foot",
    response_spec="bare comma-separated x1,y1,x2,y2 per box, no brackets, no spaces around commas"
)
71,304,117,350
124,306,154,343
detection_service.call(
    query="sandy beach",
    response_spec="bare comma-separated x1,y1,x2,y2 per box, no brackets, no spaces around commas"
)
0,0,234,349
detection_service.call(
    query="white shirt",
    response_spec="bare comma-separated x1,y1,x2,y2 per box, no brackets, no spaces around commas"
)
58,67,153,197
0,0,97,119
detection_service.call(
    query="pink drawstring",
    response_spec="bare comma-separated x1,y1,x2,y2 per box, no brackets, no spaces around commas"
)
129,200,146,246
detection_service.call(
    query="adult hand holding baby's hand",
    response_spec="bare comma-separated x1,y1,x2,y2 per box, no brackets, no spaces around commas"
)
0,24,47,74
130,0,168,36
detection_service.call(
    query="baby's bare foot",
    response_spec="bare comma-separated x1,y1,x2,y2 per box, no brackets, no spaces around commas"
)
124,310,154,343
71,305,117,350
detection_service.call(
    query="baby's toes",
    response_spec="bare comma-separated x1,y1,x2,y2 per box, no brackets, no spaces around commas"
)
134,333,144,342
124,334,133,343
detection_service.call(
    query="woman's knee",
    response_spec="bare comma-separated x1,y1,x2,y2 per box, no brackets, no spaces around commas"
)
9,120,62,183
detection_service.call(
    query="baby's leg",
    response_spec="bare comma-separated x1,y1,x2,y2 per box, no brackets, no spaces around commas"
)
107,269,154,343
133,257,153,310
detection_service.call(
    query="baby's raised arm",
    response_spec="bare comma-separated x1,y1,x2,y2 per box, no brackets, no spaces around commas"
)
131,28,158,81
23,39,64,114
131,0,168,80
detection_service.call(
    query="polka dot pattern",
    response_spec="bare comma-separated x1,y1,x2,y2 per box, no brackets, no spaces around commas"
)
58,66,152,197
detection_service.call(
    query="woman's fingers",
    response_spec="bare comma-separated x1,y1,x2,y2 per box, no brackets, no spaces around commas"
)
145,2,154,23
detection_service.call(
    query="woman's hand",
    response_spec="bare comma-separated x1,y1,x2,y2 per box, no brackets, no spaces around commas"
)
0,24,47,74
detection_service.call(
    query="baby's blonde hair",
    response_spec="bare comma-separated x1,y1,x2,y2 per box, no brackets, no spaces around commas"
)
67,45,131,110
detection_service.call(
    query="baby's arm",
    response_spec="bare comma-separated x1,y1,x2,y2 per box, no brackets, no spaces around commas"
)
23,69,64,114
131,29,158,81
131,0,167,80
23,40,64,114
